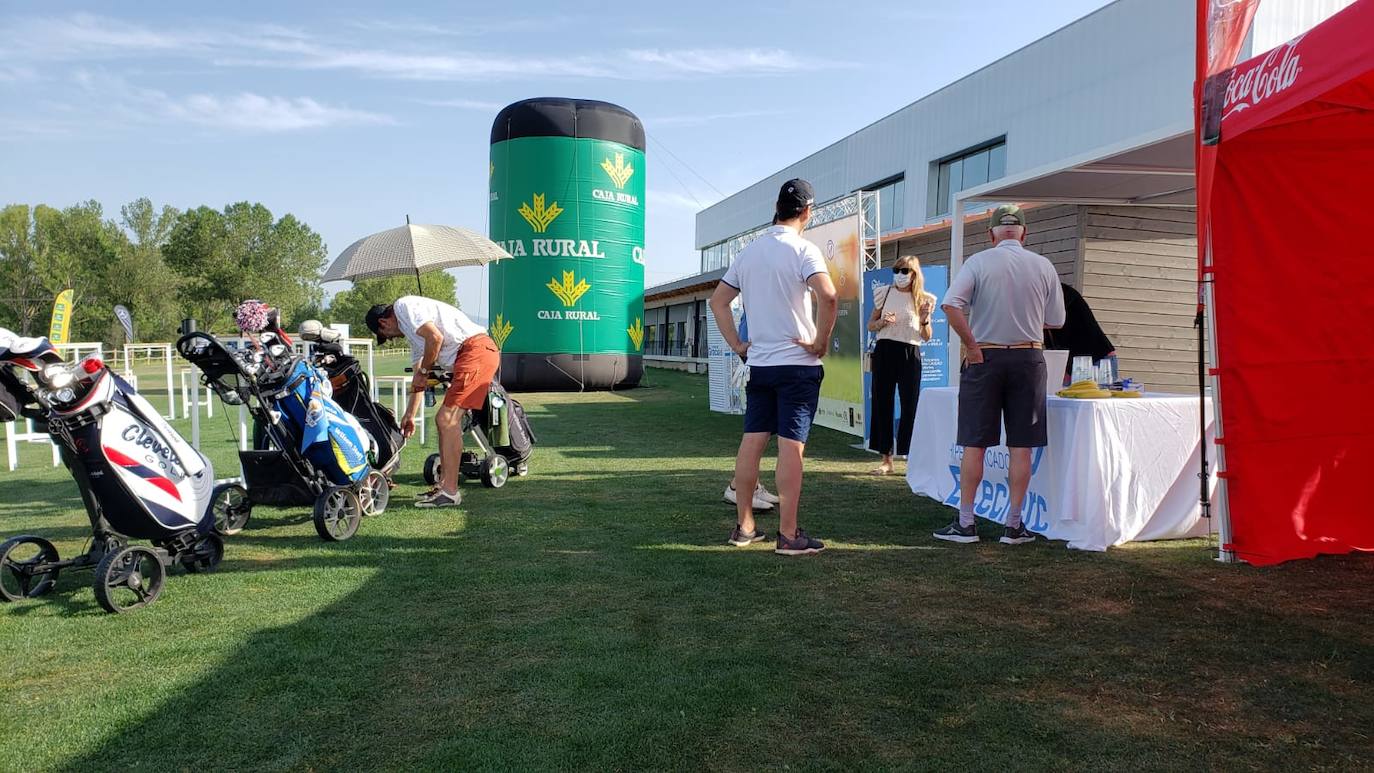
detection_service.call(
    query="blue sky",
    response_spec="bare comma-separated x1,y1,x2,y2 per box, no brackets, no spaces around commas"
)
0,0,1114,323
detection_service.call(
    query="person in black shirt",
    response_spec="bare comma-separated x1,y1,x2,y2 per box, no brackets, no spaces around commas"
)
1043,283,1115,380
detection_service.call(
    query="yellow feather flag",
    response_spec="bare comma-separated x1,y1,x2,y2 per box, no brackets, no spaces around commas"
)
48,289,75,345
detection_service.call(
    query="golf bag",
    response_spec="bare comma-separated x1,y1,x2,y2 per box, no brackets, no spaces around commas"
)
177,331,390,542
473,382,535,470
0,367,26,423
0,328,223,613
298,320,404,475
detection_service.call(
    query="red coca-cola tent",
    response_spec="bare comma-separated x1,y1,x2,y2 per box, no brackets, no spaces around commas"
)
1201,0,1374,565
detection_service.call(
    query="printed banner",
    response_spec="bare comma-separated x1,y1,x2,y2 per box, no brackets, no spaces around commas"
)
861,264,949,444
488,136,646,357
48,289,74,345
114,304,135,343
806,206,863,436
1199,0,1263,143
706,301,748,415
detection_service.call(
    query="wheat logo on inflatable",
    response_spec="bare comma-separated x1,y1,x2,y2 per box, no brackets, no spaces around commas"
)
600,153,635,189
627,318,645,351
489,314,515,348
519,194,563,233
547,271,591,307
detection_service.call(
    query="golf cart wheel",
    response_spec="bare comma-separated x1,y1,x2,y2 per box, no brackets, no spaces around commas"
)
94,545,166,614
0,536,61,602
182,533,225,574
210,483,252,536
359,470,390,517
422,454,441,486
313,488,362,542
480,455,509,489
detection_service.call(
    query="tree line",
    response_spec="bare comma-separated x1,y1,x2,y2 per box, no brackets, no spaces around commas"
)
0,198,457,344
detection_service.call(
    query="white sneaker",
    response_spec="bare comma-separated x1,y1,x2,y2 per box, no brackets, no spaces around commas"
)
755,482,780,506
723,484,775,511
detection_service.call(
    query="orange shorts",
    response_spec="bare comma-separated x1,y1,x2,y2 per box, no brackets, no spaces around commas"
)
442,335,501,410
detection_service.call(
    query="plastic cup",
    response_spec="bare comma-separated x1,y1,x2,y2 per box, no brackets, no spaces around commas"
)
1072,356,1093,383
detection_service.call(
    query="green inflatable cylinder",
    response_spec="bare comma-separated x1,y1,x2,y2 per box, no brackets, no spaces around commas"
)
488,98,645,391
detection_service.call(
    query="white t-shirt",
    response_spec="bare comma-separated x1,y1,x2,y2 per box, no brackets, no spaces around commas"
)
943,240,1066,345
720,224,830,368
393,295,487,369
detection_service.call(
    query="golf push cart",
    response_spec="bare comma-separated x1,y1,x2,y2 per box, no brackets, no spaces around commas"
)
0,329,224,614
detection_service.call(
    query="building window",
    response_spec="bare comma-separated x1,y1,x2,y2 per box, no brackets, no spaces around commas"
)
863,176,905,234
699,222,772,273
694,309,706,358
645,324,658,355
929,139,1007,219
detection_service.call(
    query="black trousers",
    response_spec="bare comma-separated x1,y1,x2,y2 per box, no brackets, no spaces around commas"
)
869,339,921,455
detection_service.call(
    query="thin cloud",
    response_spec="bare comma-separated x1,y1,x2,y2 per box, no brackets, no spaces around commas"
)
220,47,617,80
0,116,84,140
626,48,830,75
226,45,828,81
346,16,577,37
1,14,837,82
0,13,205,58
72,70,394,133
647,109,784,128
416,98,506,111
0,65,38,82
166,93,395,131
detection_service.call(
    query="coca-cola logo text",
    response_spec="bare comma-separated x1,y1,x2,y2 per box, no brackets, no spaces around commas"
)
1223,35,1305,119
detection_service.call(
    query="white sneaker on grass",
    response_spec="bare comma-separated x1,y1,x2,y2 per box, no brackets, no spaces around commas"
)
723,483,775,511
755,482,780,506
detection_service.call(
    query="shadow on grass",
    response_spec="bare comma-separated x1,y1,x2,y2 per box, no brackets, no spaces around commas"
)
41,371,1374,770
0,475,84,511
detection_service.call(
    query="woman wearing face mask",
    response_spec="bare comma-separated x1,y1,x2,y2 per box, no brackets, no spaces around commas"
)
866,255,935,475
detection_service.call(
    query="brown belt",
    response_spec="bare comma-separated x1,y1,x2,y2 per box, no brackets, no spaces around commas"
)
976,342,1043,350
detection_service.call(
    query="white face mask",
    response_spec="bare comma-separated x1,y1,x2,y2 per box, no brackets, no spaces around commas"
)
893,273,913,289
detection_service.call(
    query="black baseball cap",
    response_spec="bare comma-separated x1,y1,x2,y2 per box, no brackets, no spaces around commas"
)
364,304,392,344
776,178,815,219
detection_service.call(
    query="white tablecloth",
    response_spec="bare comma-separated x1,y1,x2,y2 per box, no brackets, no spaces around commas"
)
906,387,1216,551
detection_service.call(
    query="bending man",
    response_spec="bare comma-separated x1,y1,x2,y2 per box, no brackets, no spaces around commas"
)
366,296,500,508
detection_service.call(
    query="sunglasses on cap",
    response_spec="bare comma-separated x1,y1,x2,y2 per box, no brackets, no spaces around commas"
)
893,267,912,275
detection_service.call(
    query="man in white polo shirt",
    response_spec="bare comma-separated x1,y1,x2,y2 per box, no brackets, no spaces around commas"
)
708,178,839,556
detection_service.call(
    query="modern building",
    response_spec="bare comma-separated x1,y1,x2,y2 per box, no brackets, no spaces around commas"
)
644,0,1354,388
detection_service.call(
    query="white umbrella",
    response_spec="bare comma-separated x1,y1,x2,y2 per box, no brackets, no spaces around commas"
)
322,220,512,290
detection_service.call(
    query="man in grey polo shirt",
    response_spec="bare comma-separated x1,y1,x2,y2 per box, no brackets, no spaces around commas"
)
934,204,1066,545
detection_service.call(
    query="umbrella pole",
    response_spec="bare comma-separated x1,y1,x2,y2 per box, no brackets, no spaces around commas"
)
416,267,425,295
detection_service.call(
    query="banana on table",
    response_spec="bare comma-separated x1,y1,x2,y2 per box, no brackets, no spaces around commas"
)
1055,379,1142,399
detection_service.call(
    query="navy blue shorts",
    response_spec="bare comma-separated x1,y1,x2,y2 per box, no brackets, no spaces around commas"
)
744,365,824,443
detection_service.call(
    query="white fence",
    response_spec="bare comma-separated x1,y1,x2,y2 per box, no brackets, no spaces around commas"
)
123,344,176,419
3,339,413,471
5,418,60,471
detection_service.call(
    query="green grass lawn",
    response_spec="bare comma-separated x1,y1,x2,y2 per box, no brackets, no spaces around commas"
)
2,367,1372,771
